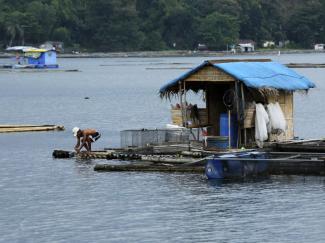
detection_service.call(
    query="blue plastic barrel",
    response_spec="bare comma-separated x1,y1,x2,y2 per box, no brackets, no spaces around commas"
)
220,112,238,148
205,159,224,179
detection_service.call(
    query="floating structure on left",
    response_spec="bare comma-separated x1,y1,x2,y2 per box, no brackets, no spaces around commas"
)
1,46,59,69
0,124,64,133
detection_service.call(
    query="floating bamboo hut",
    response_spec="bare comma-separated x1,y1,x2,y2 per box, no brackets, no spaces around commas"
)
5,46,59,69
159,59,315,149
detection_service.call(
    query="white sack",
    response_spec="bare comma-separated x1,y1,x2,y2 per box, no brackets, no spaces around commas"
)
255,103,269,148
266,102,286,133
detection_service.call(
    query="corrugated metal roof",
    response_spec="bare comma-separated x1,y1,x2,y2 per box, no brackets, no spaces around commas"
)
159,61,315,94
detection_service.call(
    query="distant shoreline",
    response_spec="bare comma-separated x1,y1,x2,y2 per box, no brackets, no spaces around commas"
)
0,49,324,59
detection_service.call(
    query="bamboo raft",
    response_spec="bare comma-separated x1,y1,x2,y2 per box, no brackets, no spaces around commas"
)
272,139,325,153
94,163,204,173
52,146,325,176
0,67,80,72
53,147,207,174
0,124,64,133
143,63,325,71
52,149,205,163
286,63,325,68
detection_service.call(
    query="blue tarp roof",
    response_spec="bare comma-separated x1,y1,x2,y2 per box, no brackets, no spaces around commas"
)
215,61,315,90
159,61,315,93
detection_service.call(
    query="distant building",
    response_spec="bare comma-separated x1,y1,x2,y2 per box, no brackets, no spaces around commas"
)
237,40,255,52
314,44,325,50
40,41,64,53
278,40,290,48
197,43,208,51
263,41,275,48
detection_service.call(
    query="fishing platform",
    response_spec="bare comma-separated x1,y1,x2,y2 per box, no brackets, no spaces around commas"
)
53,58,323,179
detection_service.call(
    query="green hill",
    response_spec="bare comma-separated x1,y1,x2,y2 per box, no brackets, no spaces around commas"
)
0,0,324,51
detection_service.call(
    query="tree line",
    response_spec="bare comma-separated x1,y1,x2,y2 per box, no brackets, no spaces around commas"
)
0,0,324,52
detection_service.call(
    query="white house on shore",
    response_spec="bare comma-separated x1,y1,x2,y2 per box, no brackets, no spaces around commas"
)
237,40,255,52
314,44,325,50
263,41,275,48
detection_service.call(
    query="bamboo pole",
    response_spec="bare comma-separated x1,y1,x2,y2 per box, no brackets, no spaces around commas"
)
179,81,185,126
241,83,247,147
234,82,240,148
228,109,231,149
184,81,187,127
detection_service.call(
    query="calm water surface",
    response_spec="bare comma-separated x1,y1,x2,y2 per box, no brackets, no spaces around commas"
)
0,54,325,242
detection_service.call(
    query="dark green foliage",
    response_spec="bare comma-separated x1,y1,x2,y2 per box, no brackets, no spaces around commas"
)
0,0,323,51
198,12,239,50
287,1,324,48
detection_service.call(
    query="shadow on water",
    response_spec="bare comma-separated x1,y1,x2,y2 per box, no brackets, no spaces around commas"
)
73,158,133,176
73,158,97,175
206,175,325,189
270,175,325,185
206,177,272,188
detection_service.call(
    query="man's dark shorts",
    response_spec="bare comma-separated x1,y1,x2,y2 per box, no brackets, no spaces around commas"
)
90,132,101,142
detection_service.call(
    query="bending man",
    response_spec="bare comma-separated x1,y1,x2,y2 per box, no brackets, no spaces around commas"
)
72,127,101,153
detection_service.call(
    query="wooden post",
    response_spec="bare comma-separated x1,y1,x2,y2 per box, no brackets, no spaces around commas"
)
241,83,247,147
205,85,210,135
184,81,187,126
234,82,240,148
184,81,187,105
179,81,185,126
228,109,231,149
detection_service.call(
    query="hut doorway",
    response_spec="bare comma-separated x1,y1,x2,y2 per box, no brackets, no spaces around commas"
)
206,83,236,137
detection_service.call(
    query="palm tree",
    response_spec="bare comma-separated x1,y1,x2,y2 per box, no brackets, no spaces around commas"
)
6,23,23,47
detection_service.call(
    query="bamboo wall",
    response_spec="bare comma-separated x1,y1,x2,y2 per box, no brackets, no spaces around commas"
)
185,66,236,82
267,91,294,141
171,108,209,128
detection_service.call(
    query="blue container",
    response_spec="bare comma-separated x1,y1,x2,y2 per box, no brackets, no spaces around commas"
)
220,113,238,148
205,152,270,180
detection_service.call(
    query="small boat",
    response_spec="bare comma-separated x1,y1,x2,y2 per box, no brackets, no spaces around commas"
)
205,151,325,179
